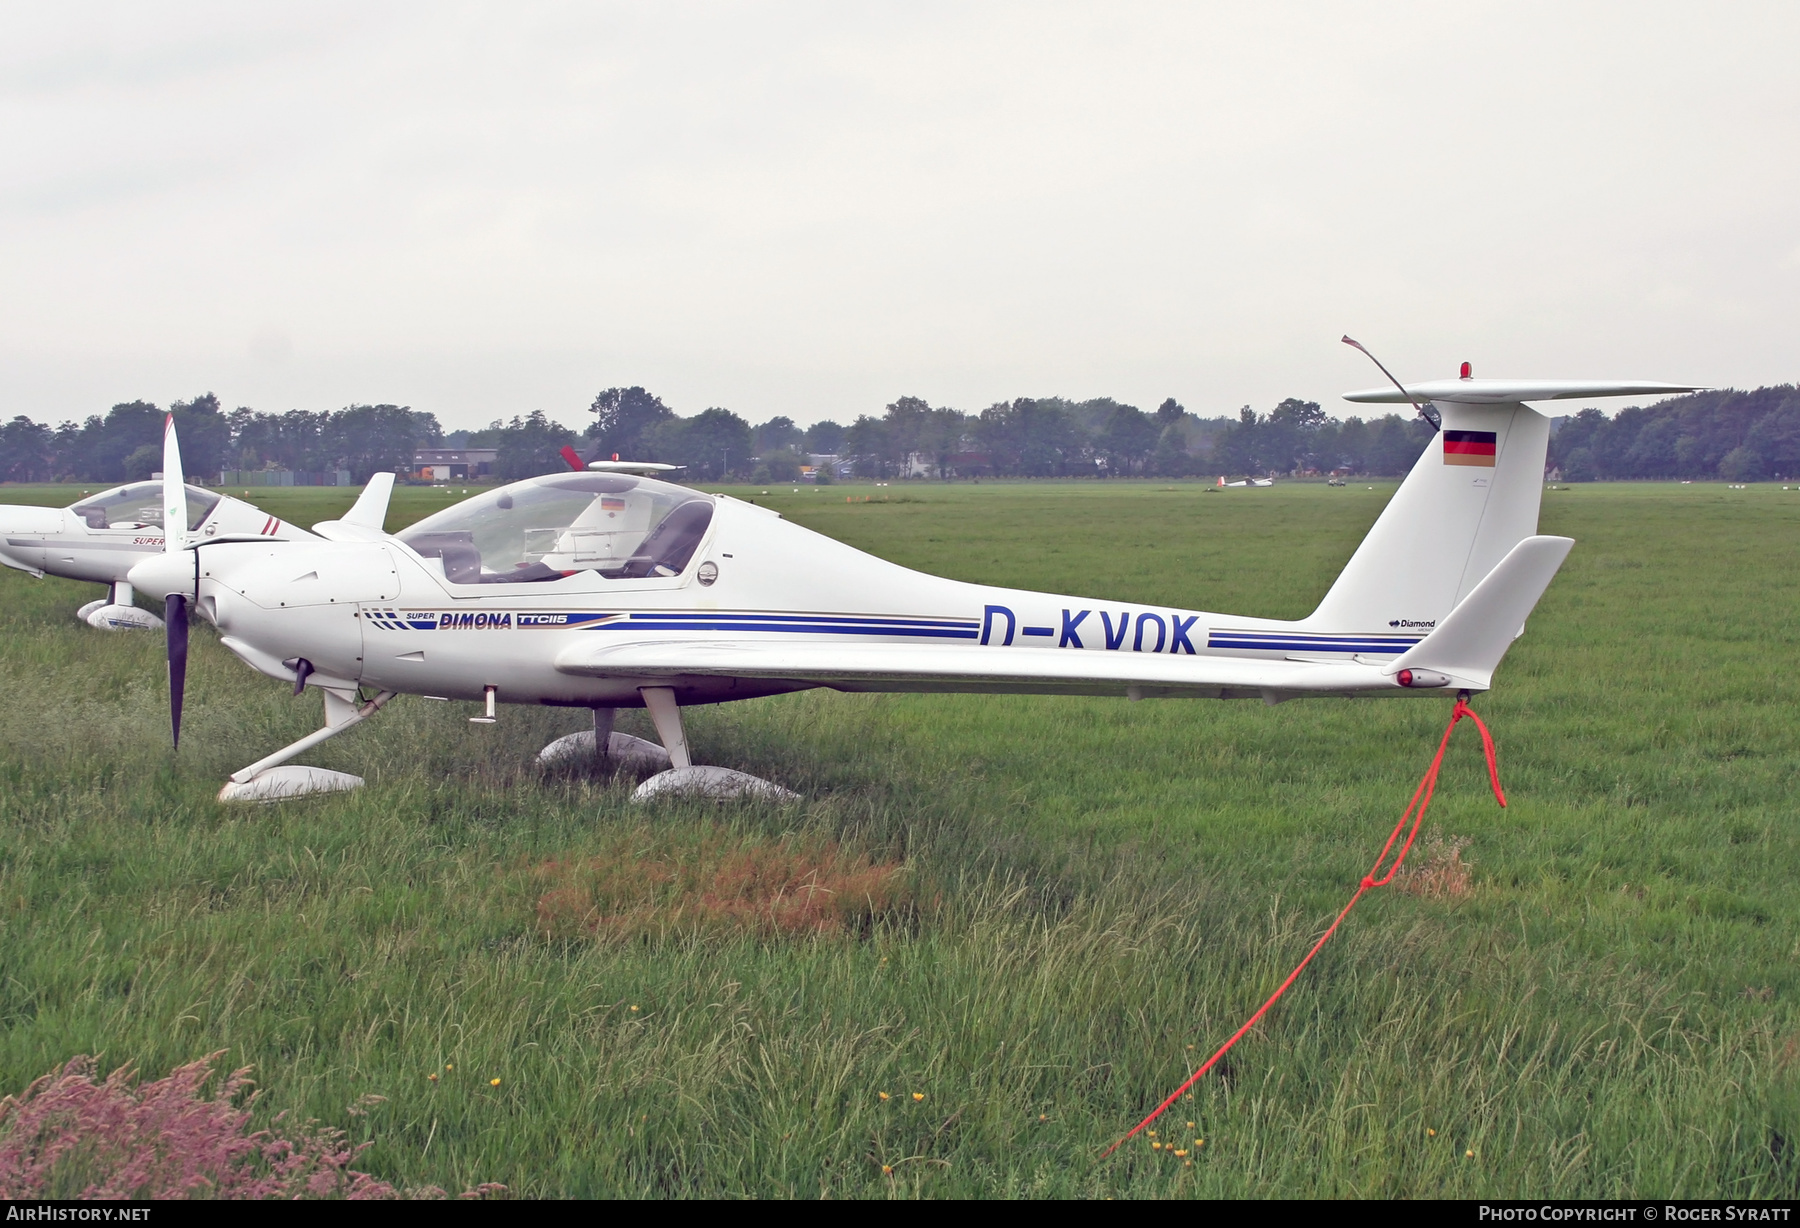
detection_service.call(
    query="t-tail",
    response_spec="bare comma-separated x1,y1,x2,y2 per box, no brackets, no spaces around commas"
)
1302,372,1703,637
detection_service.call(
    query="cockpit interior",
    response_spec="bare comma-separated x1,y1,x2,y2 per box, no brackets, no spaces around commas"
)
395,473,714,585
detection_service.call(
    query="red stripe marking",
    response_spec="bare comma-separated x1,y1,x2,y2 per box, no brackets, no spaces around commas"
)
1443,440,1496,455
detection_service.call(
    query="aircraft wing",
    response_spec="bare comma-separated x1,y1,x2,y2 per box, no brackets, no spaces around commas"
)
555,640,1398,699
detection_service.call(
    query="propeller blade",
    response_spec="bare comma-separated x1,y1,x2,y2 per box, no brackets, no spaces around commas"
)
162,414,188,552
166,593,188,749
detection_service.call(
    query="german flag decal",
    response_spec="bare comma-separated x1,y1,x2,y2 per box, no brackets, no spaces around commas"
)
1442,429,1497,467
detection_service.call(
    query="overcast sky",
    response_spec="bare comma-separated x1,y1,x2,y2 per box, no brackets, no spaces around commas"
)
2,2,1795,432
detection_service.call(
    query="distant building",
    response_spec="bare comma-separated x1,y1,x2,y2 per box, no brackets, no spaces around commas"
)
413,448,498,481
807,454,856,481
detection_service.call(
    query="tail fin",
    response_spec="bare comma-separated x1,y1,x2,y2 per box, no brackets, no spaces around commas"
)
1310,375,1701,633
1306,400,1549,632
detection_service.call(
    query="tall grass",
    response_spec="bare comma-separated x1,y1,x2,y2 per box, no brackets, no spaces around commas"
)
0,480,1794,1196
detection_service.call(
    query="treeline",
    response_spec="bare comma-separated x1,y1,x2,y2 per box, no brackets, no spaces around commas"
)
1548,386,1800,481
10,382,1791,488
532,387,1438,481
0,396,442,484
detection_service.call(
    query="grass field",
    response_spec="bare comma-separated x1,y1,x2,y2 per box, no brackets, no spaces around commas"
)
0,477,1797,1197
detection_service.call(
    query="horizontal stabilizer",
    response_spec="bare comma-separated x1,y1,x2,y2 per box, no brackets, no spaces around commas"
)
1345,379,1704,405
586,460,686,476
1386,535,1574,688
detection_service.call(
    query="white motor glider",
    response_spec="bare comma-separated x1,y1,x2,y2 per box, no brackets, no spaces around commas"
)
0,476,316,630
124,364,1701,803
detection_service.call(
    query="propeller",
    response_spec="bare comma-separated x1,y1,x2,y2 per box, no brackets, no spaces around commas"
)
160,413,192,749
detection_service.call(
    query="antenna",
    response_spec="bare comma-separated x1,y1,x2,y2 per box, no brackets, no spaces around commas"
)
1341,336,1440,432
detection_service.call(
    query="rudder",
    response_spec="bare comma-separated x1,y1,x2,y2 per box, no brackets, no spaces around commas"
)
1304,401,1549,633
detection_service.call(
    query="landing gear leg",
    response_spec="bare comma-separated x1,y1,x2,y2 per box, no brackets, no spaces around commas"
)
591,706,616,767
82,579,163,631
638,687,691,769
535,705,670,770
630,687,798,804
217,687,395,802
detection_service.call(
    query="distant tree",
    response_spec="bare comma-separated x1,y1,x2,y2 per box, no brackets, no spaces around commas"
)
1213,407,1260,476
753,415,804,455
1156,397,1186,425
1150,426,1196,477
883,396,934,474
587,387,675,460
326,405,440,482
75,401,162,483
1097,404,1158,475
1738,397,1800,478
976,398,1082,476
843,415,894,478
472,410,579,480
647,407,752,481
1264,398,1327,473
755,448,805,483
915,406,969,478
803,420,846,453
0,415,55,482
170,393,231,479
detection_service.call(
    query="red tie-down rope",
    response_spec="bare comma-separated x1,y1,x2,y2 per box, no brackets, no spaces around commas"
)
1102,696,1506,1158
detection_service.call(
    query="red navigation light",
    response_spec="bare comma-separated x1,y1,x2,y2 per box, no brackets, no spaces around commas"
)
1397,669,1414,687
613,453,620,462
1460,362,1472,379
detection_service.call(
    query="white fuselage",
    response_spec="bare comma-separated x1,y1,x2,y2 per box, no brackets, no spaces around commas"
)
0,488,307,586
195,495,1422,711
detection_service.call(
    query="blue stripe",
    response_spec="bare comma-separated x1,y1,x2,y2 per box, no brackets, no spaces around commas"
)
603,621,979,638
1022,626,1054,636
1208,637,1418,653
628,611,977,629
1209,634,1418,645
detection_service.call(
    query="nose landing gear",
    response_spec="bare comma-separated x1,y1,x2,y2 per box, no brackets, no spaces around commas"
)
217,685,394,802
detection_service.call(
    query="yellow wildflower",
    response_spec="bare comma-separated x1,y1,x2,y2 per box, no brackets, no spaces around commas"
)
878,1092,890,1100
1173,1149,1188,1158
1151,1142,1162,1150
490,1078,501,1086
882,1165,893,1176
427,1073,438,1082
1466,1150,1475,1158
630,1005,640,1012
912,1093,924,1102
1428,1128,1436,1136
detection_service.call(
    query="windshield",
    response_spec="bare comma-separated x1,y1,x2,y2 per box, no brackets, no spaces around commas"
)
69,483,221,532
396,473,714,585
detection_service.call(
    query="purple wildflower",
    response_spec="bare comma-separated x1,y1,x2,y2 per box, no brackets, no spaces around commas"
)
0,1053,503,1200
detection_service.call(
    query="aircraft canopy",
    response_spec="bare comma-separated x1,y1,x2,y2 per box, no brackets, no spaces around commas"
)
396,472,713,584
71,482,220,532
